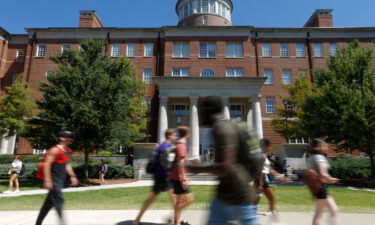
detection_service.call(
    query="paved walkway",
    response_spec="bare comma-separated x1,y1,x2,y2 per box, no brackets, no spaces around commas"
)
1,210,374,225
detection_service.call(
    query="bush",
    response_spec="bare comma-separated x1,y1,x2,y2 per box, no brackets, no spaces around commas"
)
0,155,41,164
97,151,113,156
329,155,371,180
0,163,133,180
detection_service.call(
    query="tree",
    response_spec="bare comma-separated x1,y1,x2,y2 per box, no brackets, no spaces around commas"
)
271,73,316,141
300,40,375,177
0,74,36,147
25,39,147,179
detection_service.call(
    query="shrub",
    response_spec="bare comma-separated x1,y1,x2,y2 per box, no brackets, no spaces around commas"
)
0,163,39,179
0,155,41,164
329,155,371,180
97,151,113,156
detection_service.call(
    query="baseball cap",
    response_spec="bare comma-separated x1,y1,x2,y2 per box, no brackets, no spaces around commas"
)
59,130,74,138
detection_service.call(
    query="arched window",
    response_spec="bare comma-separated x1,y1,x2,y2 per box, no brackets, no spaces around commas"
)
201,69,215,77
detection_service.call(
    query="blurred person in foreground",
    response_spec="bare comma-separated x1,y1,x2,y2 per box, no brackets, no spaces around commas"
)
35,131,78,225
187,96,261,225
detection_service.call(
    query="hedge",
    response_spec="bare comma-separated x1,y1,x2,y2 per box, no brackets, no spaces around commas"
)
329,155,372,180
0,163,133,179
0,155,41,164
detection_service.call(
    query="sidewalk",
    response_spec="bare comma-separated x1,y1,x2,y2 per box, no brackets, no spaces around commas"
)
1,210,374,225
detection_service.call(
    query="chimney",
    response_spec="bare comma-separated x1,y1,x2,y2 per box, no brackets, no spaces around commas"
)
79,10,104,28
304,9,333,28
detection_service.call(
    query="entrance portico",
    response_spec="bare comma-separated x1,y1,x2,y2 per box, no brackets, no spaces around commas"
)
155,77,266,160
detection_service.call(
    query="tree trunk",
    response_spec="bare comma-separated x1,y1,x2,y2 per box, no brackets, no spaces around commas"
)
84,150,89,181
368,150,375,178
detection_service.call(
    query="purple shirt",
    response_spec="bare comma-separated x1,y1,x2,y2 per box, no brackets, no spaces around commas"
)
154,141,171,178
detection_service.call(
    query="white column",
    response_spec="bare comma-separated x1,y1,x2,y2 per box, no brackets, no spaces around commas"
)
247,106,253,133
189,96,200,159
222,97,230,121
252,95,264,140
158,96,168,143
0,134,8,155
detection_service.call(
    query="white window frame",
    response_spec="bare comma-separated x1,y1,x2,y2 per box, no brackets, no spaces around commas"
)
296,43,306,57
226,68,244,77
127,44,136,57
172,68,190,77
282,70,292,84
298,70,308,77
173,43,190,58
203,16,208,25
61,44,71,54
143,70,152,84
111,44,121,57
144,43,153,57
36,44,46,57
201,69,215,77
314,43,323,57
230,105,245,116
226,43,243,58
262,43,272,57
200,43,216,58
266,98,275,113
264,70,273,85
16,49,25,62
329,43,337,56
280,43,289,57
171,104,189,116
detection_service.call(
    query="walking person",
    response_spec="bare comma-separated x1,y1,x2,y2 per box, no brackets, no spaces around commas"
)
35,131,78,225
307,138,339,225
188,96,262,225
132,128,177,225
169,126,194,225
3,156,23,193
99,159,108,184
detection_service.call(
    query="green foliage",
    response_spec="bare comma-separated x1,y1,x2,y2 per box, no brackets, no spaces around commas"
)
97,151,113,156
0,74,36,137
0,163,39,179
0,155,41,164
329,155,371,180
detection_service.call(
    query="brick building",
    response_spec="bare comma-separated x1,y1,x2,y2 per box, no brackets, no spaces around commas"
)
1,0,375,158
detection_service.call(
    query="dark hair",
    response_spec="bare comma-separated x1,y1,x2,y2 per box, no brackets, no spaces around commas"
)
177,126,190,138
259,138,271,150
165,128,176,139
309,138,326,154
14,156,21,160
199,96,223,116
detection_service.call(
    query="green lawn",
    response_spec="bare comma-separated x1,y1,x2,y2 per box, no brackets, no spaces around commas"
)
0,179,42,192
0,185,374,213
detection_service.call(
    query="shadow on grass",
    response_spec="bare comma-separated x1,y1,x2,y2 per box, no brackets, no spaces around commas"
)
116,221,165,225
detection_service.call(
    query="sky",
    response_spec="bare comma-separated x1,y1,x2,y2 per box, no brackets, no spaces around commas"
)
1,0,374,34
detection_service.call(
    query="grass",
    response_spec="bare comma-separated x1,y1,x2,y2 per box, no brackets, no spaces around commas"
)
0,179,42,192
0,185,374,213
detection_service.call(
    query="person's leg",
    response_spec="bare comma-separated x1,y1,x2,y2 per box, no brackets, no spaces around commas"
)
262,187,276,212
132,192,158,225
206,199,228,225
36,191,54,225
14,175,20,191
49,188,65,223
326,196,339,225
236,204,260,225
167,189,176,207
312,199,326,225
8,174,16,190
173,194,183,225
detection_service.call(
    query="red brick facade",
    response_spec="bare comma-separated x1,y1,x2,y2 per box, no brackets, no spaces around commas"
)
1,8,375,155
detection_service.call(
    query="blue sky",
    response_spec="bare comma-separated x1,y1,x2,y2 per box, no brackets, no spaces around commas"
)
1,0,374,34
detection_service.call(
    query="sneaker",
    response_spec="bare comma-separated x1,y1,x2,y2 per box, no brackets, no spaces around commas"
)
265,211,277,216
14,190,20,193
180,220,191,225
2,190,12,194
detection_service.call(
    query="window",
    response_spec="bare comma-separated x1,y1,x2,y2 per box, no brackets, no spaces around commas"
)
314,43,323,57
298,70,308,78
16,49,25,62
127,44,136,57
282,70,292,84
143,70,152,84
201,69,215,77
144,43,153,57
230,105,244,116
203,16,208,25
329,43,337,56
201,0,209,13
182,2,193,18
280,43,289,57
200,43,216,58
172,68,189,77
111,44,120,57
264,70,273,84
226,68,244,77
61,44,70,54
296,43,305,57
11,74,18,85
45,71,53,77
171,105,189,116
262,43,272,57
37,44,46,57
266,98,275,113
173,43,189,58
226,43,243,58
289,138,309,144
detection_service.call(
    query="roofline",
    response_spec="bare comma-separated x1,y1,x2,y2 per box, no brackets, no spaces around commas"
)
304,9,333,27
175,0,233,14
0,27,10,36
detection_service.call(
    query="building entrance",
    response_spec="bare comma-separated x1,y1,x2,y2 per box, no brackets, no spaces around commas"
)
199,128,214,165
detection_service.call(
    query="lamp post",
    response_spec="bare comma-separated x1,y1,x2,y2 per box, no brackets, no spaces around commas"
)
282,99,289,144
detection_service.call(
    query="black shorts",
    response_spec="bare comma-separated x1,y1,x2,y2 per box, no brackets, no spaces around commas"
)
152,177,173,194
171,179,190,195
11,171,20,175
262,173,271,188
314,185,328,199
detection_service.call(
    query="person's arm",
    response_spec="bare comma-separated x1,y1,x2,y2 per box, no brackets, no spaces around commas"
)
269,168,289,183
43,147,59,190
66,163,78,186
316,162,339,184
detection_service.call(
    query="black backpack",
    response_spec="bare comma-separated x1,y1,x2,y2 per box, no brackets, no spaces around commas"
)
145,144,177,174
20,163,26,175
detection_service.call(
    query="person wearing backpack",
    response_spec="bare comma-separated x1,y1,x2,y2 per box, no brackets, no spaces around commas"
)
187,96,262,225
99,159,108,184
133,128,177,225
3,156,23,193
306,138,339,225
35,131,78,225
